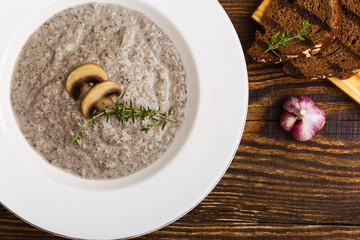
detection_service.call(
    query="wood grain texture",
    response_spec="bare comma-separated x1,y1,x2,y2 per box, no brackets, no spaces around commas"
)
3,0,360,239
329,74,360,105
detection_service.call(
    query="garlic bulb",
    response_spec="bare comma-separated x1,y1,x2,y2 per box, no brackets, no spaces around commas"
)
280,96,326,141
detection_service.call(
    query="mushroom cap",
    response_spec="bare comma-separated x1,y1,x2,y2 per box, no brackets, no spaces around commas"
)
66,63,109,100
81,81,122,118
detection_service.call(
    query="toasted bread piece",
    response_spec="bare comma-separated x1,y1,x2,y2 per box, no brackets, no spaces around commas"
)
248,0,360,80
248,0,341,63
250,0,360,104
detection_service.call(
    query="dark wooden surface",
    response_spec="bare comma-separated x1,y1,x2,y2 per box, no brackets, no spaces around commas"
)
3,0,360,239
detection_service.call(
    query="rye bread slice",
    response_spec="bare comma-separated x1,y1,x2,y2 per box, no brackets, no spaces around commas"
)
283,40,360,79
283,0,360,79
247,0,341,63
293,0,341,49
248,0,360,80
339,1,360,56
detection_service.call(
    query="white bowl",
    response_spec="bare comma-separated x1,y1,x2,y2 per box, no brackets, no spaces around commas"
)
0,0,248,239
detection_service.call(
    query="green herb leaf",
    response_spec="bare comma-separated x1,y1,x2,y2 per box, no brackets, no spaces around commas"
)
162,121,167,130
71,100,177,145
168,106,174,116
264,19,311,57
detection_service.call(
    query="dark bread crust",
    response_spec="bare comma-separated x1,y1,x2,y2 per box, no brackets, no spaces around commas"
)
323,0,341,48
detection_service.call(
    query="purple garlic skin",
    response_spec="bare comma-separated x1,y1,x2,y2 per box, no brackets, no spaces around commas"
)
280,96,326,141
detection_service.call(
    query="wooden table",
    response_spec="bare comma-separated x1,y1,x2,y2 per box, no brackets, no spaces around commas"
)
3,0,360,239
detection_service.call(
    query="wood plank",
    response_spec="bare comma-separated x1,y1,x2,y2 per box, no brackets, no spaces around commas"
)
3,209,360,240
142,224,360,239
329,74,360,105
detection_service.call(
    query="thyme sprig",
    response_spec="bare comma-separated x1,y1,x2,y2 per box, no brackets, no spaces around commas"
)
71,100,176,146
264,19,311,57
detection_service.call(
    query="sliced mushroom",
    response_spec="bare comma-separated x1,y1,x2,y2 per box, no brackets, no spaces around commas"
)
81,81,122,118
66,63,109,100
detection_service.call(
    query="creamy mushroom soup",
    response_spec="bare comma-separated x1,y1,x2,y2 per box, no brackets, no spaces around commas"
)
10,3,187,179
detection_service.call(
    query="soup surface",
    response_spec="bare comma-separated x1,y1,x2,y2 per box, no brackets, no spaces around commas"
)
10,2,187,179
